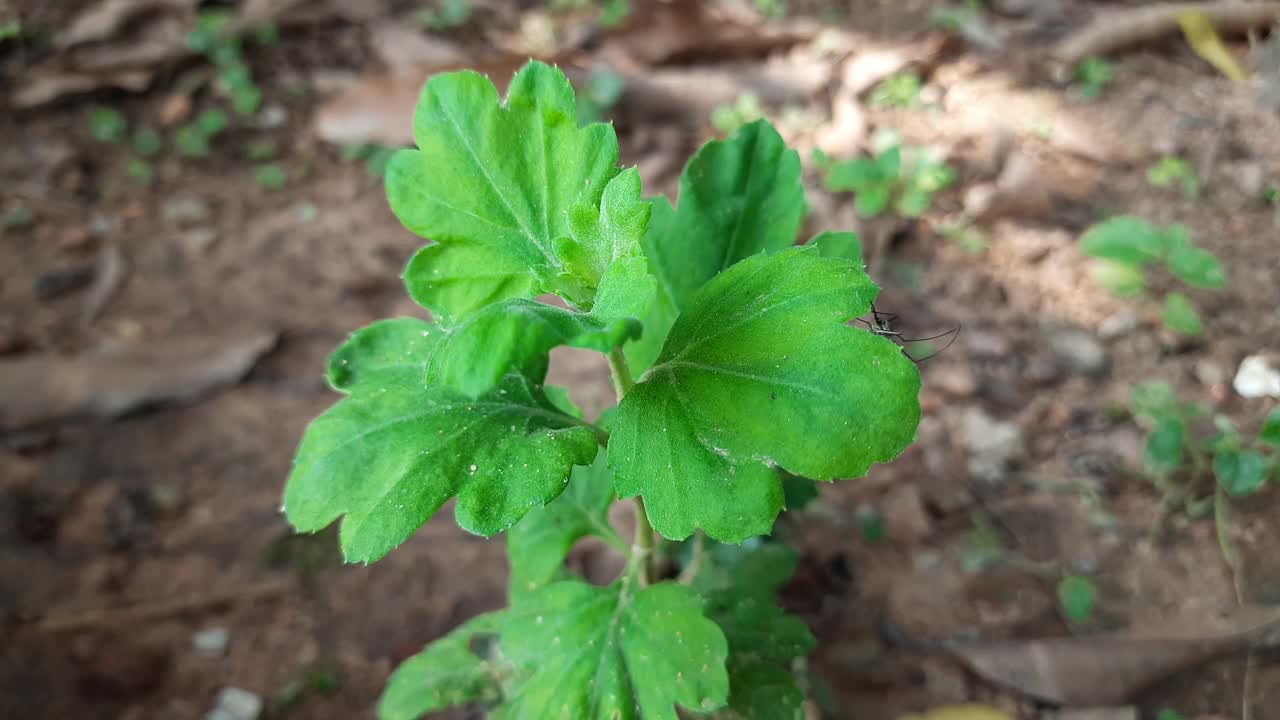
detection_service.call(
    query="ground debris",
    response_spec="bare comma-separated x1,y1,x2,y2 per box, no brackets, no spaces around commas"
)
0,329,277,429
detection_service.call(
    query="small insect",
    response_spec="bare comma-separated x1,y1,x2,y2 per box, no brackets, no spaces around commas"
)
856,304,960,364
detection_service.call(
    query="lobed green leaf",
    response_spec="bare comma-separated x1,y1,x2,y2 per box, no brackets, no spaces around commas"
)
506,449,623,598
378,612,506,720
284,318,598,563
630,120,807,371
498,581,729,719
387,61,622,324
1143,416,1185,475
611,247,921,542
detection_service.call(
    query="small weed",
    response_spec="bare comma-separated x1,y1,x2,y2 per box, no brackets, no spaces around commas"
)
175,124,212,157
1146,155,1200,199
196,109,229,135
1056,575,1098,623
132,127,163,157
855,505,885,544
1074,57,1114,99
255,164,288,190
126,158,155,185
1132,383,1279,547
189,9,267,116
941,220,990,255
417,0,472,29
869,72,923,109
820,138,955,219
754,0,787,19
1156,711,1187,720
710,92,765,135
0,20,22,42
1078,217,1224,336
88,107,127,143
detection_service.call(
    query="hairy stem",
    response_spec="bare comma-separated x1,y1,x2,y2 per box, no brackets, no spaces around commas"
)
607,348,654,586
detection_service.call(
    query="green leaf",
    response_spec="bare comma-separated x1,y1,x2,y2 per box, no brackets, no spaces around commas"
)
1089,259,1146,297
1131,381,1179,420
427,298,642,397
1079,216,1166,266
1056,575,1098,623
506,449,623,597
611,247,920,541
1166,242,1225,289
325,317,441,392
284,318,598,562
402,242,536,327
88,106,127,143
896,188,931,218
132,127,162,156
1161,291,1203,336
824,157,883,192
1157,711,1187,720
629,119,806,372
1144,417,1185,475
854,184,892,218
378,612,505,719
692,542,814,720
644,120,805,311
1259,407,1280,447
809,231,863,265
499,581,729,719
386,60,621,319
555,168,651,296
1215,449,1267,497
255,164,287,190
196,108,228,135
781,472,819,511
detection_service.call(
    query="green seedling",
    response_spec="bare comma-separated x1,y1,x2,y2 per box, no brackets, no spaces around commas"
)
821,140,955,219
1079,217,1225,336
174,124,211,157
417,0,471,30
281,61,921,720
126,158,154,185
1146,155,1200,199
710,92,765,135
1131,383,1280,560
754,0,787,18
576,67,625,125
88,106,127,143
1056,575,1098,623
869,72,923,109
132,127,163,157
255,164,287,190
1074,57,1114,99
1157,711,1187,720
188,9,266,116
0,20,23,42
247,139,277,161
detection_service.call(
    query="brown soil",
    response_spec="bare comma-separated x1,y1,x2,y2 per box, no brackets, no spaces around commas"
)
2,1,1279,719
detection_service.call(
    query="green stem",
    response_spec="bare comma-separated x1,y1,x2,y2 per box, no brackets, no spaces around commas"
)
677,531,704,584
606,348,654,586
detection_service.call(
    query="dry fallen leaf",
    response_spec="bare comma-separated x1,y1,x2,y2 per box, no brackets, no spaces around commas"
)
946,605,1280,705
0,330,277,428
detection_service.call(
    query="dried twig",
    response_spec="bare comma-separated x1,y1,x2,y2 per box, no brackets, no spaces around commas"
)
26,578,291,634
1054,2,1280,65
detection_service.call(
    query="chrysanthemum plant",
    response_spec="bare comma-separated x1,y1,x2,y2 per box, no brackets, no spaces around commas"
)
282,61,921,719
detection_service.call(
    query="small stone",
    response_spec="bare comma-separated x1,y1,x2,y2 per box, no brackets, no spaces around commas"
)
1234,353,1280,399
162,195,212,227
1227,161,1265,197
212,687,262,720
965,330,1012,358
192,627,229,657
177,227,219,255
1044,325,1108,377
1194,358,1226,387
1097,309,1139,340
929,363,977,398
158,93,192,127
961,408,1025,484
148,483,184,516
882,484,932,545
257,104,288,129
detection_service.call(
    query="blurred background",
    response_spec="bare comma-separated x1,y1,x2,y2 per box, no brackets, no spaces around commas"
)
3,1,1280,718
